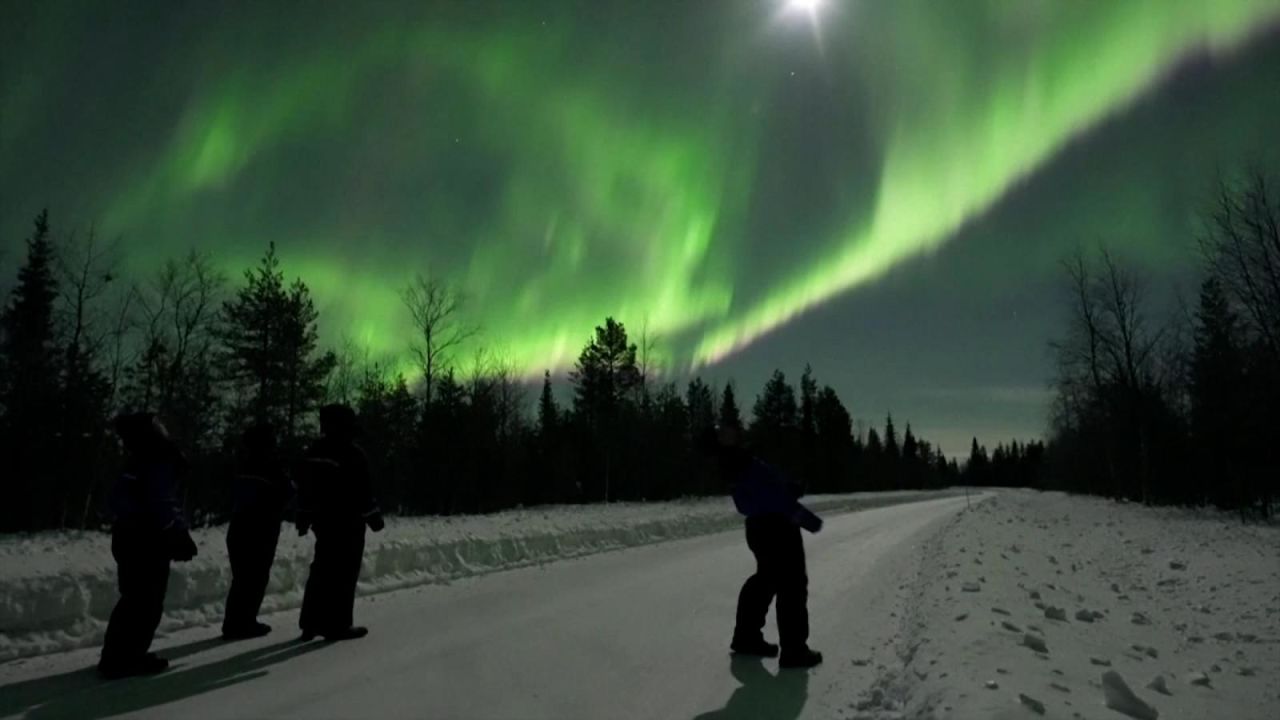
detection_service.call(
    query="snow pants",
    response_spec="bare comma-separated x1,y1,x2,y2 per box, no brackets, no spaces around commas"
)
299,519,366,634
734,515,809,651
223,515,282,631
101,527,171,665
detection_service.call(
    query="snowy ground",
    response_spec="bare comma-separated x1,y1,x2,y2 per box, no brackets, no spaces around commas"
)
2,490,1275,720
851,490,1280,720
0,493,973,719
0,490,950,662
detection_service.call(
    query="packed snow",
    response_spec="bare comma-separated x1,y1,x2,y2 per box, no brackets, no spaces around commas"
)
848,490,1280,720
0,490,948,663
0,492,973,719
2,489,1275,720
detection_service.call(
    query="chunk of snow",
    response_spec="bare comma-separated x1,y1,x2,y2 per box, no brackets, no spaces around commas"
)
1146,675,1172,695
1102,670,1160,720
1022,633,1048,653
1187,672,1212,687
1018,693,1046,715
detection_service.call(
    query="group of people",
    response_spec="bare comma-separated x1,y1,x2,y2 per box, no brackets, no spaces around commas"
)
97,404,384,680
96,405,824,680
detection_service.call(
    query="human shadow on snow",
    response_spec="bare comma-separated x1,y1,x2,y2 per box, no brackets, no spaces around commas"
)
691,654,809,720
0,635,327,719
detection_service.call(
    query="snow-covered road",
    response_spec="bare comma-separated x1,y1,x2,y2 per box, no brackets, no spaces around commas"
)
0,494,972,720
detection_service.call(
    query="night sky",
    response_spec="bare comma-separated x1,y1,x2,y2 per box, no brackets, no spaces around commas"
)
4,1,1280,455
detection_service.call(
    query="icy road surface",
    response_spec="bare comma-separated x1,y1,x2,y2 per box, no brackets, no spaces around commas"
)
0,494,973,719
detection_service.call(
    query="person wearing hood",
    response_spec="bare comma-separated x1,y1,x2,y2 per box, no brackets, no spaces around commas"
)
699,425,824,669
98,412,198,679
296,403,384,641
221,421,292,639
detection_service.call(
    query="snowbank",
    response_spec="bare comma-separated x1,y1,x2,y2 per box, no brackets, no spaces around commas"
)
0,490,948,662
849,490,1280,720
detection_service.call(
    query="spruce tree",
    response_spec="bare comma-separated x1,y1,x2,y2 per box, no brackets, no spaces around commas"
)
799,364,818,439
883,414,900,460
1189,277,1247,508
751,370,798,437
750,370,798,470
685,377,715,439
1,210,59,418
864,427,883,489
0,210,60,531
718,381,743,434
901,423,919,489
813,386,853,491
538,370,559,436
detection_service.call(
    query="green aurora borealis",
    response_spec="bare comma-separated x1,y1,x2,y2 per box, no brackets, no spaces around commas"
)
4,0,1280,450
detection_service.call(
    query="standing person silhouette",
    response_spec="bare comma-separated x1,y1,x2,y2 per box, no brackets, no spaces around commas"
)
98,412,198,679
221,421,292,639
296,404,384,641
699,426,824,669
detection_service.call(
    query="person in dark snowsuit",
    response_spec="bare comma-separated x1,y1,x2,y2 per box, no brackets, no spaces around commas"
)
700,426,824,669
99,412,198,679
221,421,292,639
296,404,384,641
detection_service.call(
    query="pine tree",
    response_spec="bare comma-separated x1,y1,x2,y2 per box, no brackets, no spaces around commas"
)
865,427,882,455
883,414,900,460
799,364,817,439
901,423,919,489
538,370,559,436
902,424,918,462
864,427,883,488
718,381,744,434
0,210,61,531
1,210,59,416
751,370,798,437
219,243,335,446
967,437,989,486
813,386,853,491
569,317,640,502
750,370,798,471
1189,277,1247,508
685,377,715,439
570,317,640,423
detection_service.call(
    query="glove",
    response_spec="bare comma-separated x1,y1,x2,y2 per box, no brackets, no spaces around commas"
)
366,512,385,533
167,526,198,561
796,507,823,534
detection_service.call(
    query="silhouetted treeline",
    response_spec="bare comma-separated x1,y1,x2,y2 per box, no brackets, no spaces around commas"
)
1045,171,1280,517
962,437,1046,489
1,222,960,532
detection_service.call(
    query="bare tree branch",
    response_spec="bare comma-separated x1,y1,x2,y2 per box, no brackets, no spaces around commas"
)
401,271,476,405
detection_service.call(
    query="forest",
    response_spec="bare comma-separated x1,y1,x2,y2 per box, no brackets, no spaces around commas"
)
0,228,984,532
5,170,1273,533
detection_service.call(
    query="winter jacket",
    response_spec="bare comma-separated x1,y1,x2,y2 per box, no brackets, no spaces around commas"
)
108,459,186,531
726,452,822,531
230,454,292,522
295,437,381,526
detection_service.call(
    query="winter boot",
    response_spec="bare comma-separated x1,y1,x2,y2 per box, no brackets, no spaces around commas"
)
222,622,272,640
321,626,369,642
778,647,823,669
730,636,780,658
98,653,170,680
